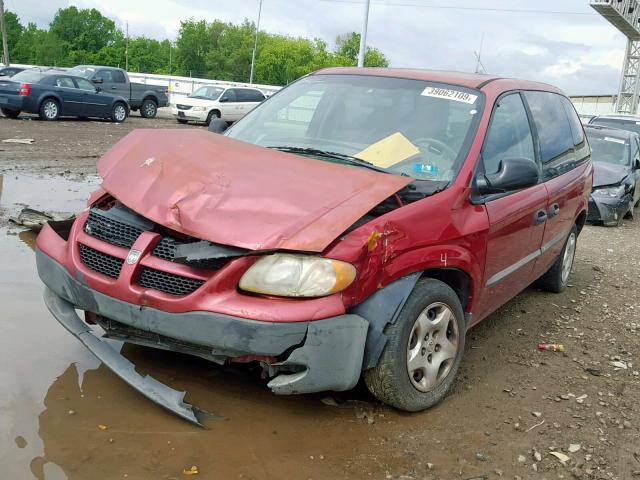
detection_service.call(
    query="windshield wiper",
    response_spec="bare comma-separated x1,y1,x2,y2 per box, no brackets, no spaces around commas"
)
267,146,395,175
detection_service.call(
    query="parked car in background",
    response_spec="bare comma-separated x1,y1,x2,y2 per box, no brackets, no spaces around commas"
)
68,65,168,118
170,85,265,125
589,114,640,134
0,67,25,78
36,68,591,423
579,113,595,125
584,125,640,226
0,69,129,122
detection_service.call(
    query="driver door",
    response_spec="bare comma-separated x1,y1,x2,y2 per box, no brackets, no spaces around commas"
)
474,92,548,322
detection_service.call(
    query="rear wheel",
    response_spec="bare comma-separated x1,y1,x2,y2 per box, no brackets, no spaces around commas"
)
140,99,157,118
1,108,20,119
364,278,466,412
39,99,59,121
534,225,577,293
111,102,128,123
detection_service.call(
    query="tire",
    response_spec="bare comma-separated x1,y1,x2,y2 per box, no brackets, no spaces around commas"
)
534,225,577,293
177,118,188,124
39,98,60,121
111,102,128,123
1,108,20,119
206,110,221,126
364,278,466,412
140,98,157,118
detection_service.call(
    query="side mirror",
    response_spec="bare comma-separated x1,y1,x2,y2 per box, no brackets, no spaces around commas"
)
92,78,103,84
635,159,640,170
95,86,102,93
476,157,539,195
208,118,229,134
219,97,228,103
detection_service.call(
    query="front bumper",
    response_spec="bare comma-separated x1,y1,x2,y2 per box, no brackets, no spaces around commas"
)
37,248,368,415
587,194,632,226
170,107,208,122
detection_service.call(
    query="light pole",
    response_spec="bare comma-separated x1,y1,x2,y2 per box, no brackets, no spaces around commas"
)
357,0,370,67
249,0,263,84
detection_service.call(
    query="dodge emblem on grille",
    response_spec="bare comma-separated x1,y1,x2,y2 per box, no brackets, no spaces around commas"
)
126,249,142,265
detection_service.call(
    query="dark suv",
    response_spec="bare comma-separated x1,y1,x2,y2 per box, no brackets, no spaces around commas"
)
36,68,592,424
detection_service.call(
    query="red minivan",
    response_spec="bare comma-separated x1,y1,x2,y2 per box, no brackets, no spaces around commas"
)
36,68,592,424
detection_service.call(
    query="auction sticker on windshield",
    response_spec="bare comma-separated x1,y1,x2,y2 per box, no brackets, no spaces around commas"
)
421,87,478,104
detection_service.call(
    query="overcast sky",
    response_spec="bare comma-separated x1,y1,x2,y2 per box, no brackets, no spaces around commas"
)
4,0,627,94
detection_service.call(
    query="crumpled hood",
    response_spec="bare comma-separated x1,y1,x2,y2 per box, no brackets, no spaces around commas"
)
593,162,629,188
97,129,412,252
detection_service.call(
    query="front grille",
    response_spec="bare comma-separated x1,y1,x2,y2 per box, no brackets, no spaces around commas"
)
138,267,204,296
79,244,123,279
84,209,142,248
176,104,192,110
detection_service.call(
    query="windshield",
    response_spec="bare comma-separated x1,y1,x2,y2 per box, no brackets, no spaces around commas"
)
226,74,484,181
189,86,225,100
586,132,631,166
68,67,95,79
10,70,45,83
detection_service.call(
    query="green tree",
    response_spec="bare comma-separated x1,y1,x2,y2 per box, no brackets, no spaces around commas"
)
175,19,209,76
3,11,23,61
50,7,120,54
335,32,389,67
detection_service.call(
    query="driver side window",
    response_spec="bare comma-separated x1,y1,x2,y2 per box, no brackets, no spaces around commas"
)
482,93,535,174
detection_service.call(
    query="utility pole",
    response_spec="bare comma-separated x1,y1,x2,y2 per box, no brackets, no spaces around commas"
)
0,0,9,67
125,21,129,71
249,0,263,84
357,0,371,67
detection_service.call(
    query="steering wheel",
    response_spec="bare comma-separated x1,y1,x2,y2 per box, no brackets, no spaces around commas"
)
411,137,457,160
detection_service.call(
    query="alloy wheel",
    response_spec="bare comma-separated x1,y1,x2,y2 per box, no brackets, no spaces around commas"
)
561,232,576,284
406,302,459,392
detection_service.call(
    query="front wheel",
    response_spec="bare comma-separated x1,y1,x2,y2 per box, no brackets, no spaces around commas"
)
140,99,157,118
534,225,577,293
39,99,60,121
1,108,20,119
364,278,466,412
206,110,221,125
111,102,128,123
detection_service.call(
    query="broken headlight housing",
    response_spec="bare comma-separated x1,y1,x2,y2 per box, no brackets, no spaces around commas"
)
239,254,356,298
592,185,625,198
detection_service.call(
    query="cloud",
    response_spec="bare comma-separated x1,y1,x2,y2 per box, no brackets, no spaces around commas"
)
5,0,629,94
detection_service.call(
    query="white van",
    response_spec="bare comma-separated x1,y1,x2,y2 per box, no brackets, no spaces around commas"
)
170,86,266,125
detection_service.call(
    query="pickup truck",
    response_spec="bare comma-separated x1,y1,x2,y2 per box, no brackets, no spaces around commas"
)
68,65,168,118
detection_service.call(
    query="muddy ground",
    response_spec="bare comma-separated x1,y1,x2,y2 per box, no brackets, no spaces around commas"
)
0,115,638,480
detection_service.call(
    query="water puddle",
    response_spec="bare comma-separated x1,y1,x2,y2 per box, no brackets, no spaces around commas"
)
0,171,409,480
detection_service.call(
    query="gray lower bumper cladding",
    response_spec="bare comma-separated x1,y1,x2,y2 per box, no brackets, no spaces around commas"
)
37,249,369,424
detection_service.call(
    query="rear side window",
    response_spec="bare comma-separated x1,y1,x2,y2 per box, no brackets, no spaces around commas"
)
482,93,535,175
237,89,265,102
55,77,75,88
111,70,126,83
524,91,575,179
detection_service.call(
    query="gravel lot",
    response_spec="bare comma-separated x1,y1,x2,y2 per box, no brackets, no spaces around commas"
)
0,114,638,479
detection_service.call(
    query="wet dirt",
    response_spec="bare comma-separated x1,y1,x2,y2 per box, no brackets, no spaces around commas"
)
0,115,639,479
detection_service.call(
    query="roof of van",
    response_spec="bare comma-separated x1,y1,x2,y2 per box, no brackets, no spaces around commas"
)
314,67,559,92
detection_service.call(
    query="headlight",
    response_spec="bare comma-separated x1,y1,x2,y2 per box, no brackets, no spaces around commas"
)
593,185,626,198
192,106,206,112
239,254,356,298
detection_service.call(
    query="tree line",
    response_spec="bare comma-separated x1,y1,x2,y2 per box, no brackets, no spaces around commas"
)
2,6,389,85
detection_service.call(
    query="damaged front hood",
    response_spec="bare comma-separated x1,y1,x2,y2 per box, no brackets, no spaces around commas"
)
98,130,412,252
593,162,629,188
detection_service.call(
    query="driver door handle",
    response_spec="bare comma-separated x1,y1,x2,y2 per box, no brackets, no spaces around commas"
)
534,209,547,225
